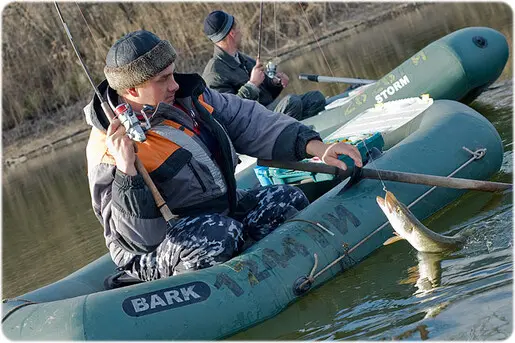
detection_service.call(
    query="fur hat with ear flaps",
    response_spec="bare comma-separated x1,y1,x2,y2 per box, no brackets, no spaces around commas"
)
104,30,177,91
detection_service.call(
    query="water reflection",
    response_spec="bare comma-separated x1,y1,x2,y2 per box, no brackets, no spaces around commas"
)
2,143,105,298
400,252,444,295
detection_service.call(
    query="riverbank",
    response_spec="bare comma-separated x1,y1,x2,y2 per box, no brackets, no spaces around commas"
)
3,2,426,167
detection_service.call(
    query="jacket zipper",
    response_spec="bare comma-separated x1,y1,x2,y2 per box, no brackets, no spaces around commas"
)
188,162,207,192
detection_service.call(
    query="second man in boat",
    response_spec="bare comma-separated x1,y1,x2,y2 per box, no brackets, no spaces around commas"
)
202,10,327,120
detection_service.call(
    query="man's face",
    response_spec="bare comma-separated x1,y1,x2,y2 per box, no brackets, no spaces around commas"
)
231,22,242,49
135,63,179,106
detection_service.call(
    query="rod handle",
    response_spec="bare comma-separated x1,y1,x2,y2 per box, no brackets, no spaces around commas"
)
298,74,319,82
134,157,175,221
101,101,116,121
102,101,176,221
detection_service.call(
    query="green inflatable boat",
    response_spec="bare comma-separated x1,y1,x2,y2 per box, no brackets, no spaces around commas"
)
233,26,508,190
2,25,508,339
303,26,509,138
2,100,504,340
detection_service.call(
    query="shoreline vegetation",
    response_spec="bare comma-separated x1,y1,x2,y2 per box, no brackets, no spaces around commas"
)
3,2,425,166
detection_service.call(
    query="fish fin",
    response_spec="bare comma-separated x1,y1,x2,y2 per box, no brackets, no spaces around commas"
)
383,235,405,245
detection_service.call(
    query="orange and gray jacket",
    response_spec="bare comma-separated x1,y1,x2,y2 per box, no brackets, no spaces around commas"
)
84,73,321,258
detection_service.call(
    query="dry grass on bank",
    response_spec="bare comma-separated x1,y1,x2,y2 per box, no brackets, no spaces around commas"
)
2,2,400,145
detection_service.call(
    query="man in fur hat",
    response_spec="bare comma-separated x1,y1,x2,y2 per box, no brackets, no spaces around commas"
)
85,30,361,281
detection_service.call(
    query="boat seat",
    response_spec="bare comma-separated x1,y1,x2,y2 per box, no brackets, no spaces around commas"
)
104,270,144,290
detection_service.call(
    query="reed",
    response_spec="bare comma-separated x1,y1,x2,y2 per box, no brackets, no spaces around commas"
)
1,2,397,136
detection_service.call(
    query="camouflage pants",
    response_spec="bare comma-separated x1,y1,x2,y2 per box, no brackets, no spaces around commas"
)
116,185,308,281
270,90,326,121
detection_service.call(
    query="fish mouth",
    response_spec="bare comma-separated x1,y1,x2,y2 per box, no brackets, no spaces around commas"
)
384,191,400,213
377,191,400,213
376,195,385,208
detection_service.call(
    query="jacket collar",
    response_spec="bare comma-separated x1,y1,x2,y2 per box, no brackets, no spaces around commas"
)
212,45,243,70
84,73,207,131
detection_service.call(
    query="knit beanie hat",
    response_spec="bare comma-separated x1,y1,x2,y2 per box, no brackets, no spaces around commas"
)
203,10,234,43
104,30,177,91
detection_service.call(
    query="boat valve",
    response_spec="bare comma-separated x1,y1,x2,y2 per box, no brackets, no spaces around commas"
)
293,276,313,296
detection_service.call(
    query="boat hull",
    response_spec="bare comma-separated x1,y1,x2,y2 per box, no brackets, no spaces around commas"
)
304,26,509,137
235,27,508,190
2,100,504,339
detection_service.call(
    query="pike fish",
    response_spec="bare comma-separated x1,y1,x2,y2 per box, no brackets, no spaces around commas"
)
376,191,468,253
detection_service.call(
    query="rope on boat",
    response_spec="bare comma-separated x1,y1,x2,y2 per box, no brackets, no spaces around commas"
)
298,242,356,291
294,147,487,294
1,298,39,323
308,253,319,280
406,147,486,209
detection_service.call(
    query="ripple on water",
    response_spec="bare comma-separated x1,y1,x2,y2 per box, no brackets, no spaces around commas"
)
299,203,513,340
499,149,513,174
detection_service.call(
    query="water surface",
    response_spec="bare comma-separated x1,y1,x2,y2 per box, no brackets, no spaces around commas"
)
2,2,512,340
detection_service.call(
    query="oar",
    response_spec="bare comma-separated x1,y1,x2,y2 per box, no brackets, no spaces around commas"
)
299,73,376,85
257,159,512,193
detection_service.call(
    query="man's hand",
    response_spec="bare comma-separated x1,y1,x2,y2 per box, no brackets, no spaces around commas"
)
275,71,289,88
106,118,137,176
250,59,265,87
306,140,363,170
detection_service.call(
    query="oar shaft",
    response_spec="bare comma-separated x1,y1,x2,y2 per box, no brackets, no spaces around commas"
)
361,168,511,192
257,160,512,193
299,73,375,85
258,159,352,178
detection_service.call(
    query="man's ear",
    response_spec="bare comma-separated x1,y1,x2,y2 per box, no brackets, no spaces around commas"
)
127,87,139,97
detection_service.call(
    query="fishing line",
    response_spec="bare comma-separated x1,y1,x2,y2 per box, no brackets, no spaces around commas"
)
294,2,386,190
360,137,388,192
274,2,277,60
75,3,103,52
297,2,335,77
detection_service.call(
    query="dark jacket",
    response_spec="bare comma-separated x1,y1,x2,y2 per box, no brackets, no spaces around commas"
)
84,73,321,261
202,45,283,106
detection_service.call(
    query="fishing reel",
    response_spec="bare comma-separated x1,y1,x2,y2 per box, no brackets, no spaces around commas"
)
114,103,152,142
265,61,277,79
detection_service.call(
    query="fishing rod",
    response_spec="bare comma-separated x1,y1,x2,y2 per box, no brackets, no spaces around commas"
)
256,2,277,79
54,3,147,142
257,1,264,61
299,73,376,85
54,2,176,223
